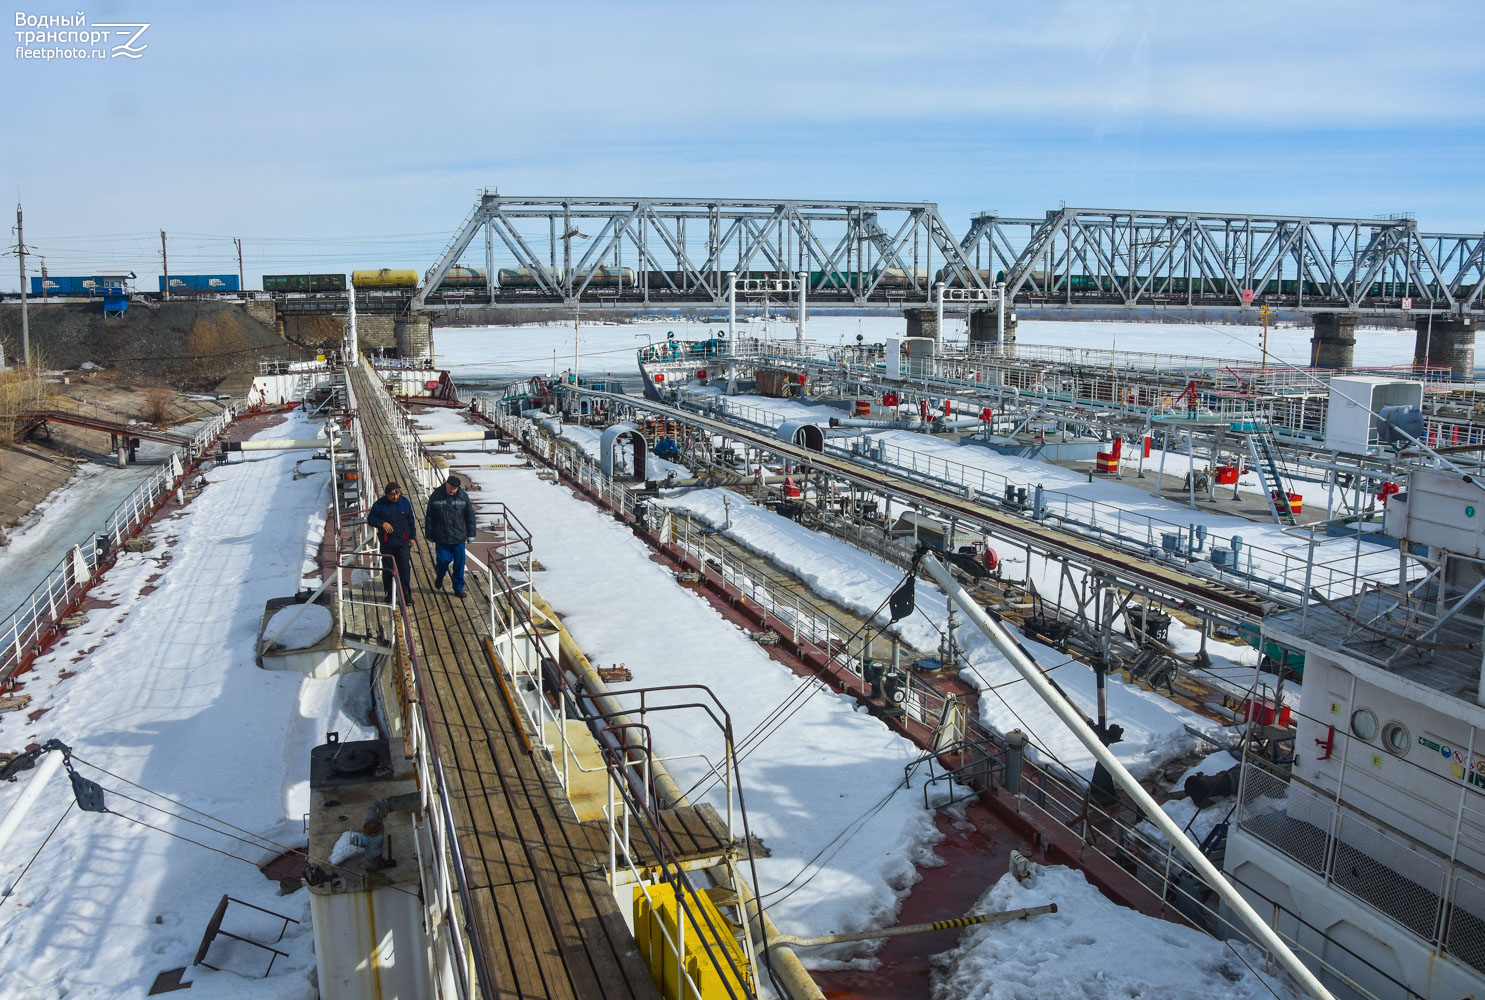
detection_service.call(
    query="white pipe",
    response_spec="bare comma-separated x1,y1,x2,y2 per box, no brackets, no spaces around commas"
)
827,416,982,433
917,553,1337,1000
728,272,737,341
222,438,347,452
936,281,945,338
997,281,1006,340
416,430,498,445
709,863,824,1000
346,273,359,360
796,271,807,347
0,750,66,856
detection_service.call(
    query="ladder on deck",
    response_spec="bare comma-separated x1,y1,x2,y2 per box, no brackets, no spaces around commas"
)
1247,428,1296,525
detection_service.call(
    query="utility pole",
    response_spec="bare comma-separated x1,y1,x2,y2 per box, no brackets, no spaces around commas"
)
39,258,47,301
1257,303,1274,370
234,237,244,292
16,203,29,368
160,229,170,301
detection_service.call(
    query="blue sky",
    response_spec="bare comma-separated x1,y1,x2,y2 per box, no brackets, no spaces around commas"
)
3,0,1482,286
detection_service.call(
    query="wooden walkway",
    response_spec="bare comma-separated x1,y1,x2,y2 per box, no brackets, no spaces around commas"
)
349,366,729,1000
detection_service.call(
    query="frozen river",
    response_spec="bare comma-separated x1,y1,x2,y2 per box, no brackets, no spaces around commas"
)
432,314,1419,385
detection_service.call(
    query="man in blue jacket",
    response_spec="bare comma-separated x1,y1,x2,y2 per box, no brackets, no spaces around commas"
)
425,474,478,597
369,480,417,607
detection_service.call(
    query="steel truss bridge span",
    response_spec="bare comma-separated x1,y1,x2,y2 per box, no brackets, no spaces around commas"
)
559,386,1277,626
418,193,1484,317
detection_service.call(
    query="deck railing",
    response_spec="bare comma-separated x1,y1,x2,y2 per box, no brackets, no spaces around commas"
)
490,397,1421,1000
349,359,489,999
1235,761,1485,979
672,388,1399,610
0,403,237,689
374,368,763,998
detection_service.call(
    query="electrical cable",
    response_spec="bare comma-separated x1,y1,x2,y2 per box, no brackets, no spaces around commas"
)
757,776,910,908
0,800,73,908
677,572,904,803
67,756,423,899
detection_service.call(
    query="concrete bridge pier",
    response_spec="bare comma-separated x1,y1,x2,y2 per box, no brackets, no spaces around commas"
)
1309,312,1357,368
395,316,433,364
968,308,1018,350
1415,315,1476,379
904,306,938,340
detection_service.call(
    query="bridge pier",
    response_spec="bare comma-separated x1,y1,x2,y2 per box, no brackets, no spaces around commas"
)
968,308,1017,350
395,316,432,364
904,306,938,341
1415,316,1476,379
1309,312,1357,368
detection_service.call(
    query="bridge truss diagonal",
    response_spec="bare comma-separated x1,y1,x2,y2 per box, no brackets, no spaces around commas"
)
961,208,1485,313
417,192,986,309
417,193,1485,316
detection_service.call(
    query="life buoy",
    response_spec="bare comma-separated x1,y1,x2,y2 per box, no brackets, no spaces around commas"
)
983,547,999,573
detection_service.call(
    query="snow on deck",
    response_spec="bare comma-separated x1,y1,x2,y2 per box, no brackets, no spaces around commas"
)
711,392,1395,599
0,410,371,999
656,487,1225,781
932,862,1297,1000
433,440,943,964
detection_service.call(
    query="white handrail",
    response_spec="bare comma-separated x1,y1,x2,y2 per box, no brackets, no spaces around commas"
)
1,402,238,683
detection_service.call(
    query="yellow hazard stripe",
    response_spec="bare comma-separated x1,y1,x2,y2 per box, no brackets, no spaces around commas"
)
929,915,986,931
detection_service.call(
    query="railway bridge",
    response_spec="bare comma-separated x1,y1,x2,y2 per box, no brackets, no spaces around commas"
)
414,193,1483,322
261,193,1482,373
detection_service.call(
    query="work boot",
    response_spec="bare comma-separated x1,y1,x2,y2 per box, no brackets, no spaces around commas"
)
454,588,467,599
434,574,445,590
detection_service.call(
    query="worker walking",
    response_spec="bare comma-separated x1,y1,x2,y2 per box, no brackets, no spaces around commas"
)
425,474,478,597
369,481,417,608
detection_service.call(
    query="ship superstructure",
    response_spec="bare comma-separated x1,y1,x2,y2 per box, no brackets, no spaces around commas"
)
1230,463,1485,1000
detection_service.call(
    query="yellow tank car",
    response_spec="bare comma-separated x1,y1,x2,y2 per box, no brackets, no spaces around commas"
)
351,268,418,289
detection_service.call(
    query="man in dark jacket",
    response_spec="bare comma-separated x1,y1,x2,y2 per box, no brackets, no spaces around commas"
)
425,474,478,597
368,480,416,607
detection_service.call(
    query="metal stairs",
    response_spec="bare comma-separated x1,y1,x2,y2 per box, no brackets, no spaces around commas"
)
1246,427,1296,525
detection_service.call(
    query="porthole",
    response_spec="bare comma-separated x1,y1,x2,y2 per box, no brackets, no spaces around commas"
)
1349,708,1378,742
1381,721,1411,757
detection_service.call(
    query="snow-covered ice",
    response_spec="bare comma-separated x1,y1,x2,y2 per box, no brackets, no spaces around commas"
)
433,316,1418,382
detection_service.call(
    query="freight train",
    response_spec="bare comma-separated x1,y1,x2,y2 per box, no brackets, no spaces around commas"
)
159,274,240,293
490,267,927,292
932,267,1448,300
24,262,1450,303
263,273,347,293
28,271,136,296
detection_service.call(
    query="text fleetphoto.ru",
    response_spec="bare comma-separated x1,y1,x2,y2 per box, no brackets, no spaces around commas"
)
14,11,148,60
